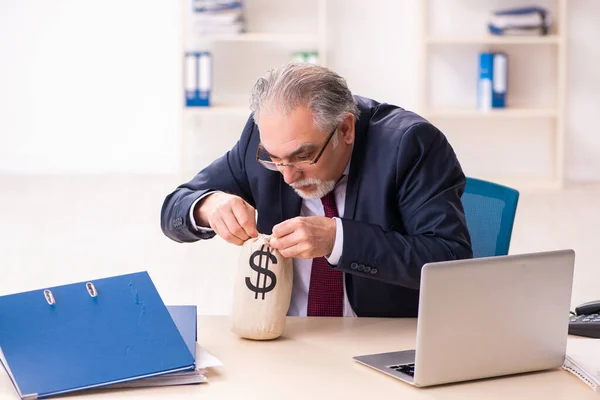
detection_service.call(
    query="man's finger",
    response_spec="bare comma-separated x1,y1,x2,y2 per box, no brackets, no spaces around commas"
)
272,218,300,239
212,214,245,246
221,210,250,243
245,202,259,237
278,243,303,258
270,229,302,251
231,200,258,238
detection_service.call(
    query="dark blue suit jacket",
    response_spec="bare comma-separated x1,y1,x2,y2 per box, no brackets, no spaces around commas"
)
161,96,472,317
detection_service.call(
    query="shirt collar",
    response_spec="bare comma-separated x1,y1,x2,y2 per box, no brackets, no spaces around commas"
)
342,158,351,177
342,143,354,177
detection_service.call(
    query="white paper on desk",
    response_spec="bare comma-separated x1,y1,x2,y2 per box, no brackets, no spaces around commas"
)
106,343,221,389
197,343,222,369
562,338,600,392
108,372,208,388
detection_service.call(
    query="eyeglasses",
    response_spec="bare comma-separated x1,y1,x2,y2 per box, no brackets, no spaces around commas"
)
256,125,338,171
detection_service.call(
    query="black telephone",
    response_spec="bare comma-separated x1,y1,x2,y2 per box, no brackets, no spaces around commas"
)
569,300,600,338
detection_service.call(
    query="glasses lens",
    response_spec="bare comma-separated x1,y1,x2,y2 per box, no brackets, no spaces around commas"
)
293,161,312,171
256,147,316,171
258,160,279,171
257,149,278,171
257,148,271,161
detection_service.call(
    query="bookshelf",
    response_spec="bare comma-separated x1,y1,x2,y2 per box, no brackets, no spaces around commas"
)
419,0,568,190
185,104,252,116
426,35,562,45
425,107,558,119
196,33,320,43
180,0,328,176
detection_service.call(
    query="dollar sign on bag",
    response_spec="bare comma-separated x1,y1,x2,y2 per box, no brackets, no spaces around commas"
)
245,245,277,300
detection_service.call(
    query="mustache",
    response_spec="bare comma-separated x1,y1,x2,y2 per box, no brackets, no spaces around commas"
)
291,178,323,188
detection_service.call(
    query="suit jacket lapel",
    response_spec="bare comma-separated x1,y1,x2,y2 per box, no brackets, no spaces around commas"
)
344,108,370,220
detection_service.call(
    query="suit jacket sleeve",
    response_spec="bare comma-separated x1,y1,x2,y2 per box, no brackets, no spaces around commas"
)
336,122,473,289
160,116,256,243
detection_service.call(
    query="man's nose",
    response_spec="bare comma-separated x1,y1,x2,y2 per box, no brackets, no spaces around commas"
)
281,165,302,185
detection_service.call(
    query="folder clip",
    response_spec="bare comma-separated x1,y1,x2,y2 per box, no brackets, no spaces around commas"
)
44,289,56,305
86,282,98,298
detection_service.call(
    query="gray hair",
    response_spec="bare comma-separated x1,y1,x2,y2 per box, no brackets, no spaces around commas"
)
249,63,360,138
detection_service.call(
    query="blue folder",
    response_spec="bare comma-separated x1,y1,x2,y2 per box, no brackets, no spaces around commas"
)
166,305,197,359
0,272,195,399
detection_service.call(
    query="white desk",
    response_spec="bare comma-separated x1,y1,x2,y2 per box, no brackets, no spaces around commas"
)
0,316,595,399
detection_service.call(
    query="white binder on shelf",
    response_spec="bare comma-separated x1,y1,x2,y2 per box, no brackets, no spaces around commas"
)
492,53,507,108
185,51,212,107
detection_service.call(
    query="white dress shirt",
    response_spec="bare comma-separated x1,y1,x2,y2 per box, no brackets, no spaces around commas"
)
287,162,356,317
189,162,356,317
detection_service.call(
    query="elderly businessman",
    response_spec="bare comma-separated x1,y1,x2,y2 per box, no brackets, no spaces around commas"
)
161,62,472,318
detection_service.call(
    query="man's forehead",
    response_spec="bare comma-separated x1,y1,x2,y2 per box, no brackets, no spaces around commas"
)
258,132,317,157
258,109,320,145
258,106,315,132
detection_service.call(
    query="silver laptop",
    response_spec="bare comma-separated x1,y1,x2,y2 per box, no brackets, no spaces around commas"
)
353,249,575,387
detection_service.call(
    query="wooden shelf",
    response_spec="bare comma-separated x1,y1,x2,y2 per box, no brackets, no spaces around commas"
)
184,104,251,116
424,107,558,119
426,35,561,45
191,32,319,43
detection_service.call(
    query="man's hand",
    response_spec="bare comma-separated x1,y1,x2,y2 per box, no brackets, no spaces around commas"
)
194,193,258,246
269,216,336,259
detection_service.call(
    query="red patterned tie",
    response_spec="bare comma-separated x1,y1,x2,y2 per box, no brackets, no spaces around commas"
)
307,190,344,317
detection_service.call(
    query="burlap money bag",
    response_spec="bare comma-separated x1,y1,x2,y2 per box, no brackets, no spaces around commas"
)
231,234,293,340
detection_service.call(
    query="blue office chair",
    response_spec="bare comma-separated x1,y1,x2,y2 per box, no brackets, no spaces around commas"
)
461,177,519,258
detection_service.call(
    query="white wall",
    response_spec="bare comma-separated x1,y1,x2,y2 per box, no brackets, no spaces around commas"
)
565,0,600,181
326,0,420,111
0,0,181,173
0,0,599,180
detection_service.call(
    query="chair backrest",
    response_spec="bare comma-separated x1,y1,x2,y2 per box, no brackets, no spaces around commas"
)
461,177,519,258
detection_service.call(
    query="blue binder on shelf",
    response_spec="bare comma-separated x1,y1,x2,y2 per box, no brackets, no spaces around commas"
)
0,272,195,399
477,52,494,111
184,51,212,107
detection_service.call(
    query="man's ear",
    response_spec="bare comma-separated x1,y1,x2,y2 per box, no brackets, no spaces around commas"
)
340,113,355,144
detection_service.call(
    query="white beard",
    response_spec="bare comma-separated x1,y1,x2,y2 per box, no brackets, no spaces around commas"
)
290,177,336,200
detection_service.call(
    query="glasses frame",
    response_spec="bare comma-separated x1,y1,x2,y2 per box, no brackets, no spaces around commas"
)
256,125,338,171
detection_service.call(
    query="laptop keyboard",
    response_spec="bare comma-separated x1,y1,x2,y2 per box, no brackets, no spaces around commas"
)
388,363,415,377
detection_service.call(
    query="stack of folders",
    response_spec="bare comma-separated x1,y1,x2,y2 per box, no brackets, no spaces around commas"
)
0,272,221,399
488,6,551,36
562,338,600,392
477,52,508,111
188,0,245,35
